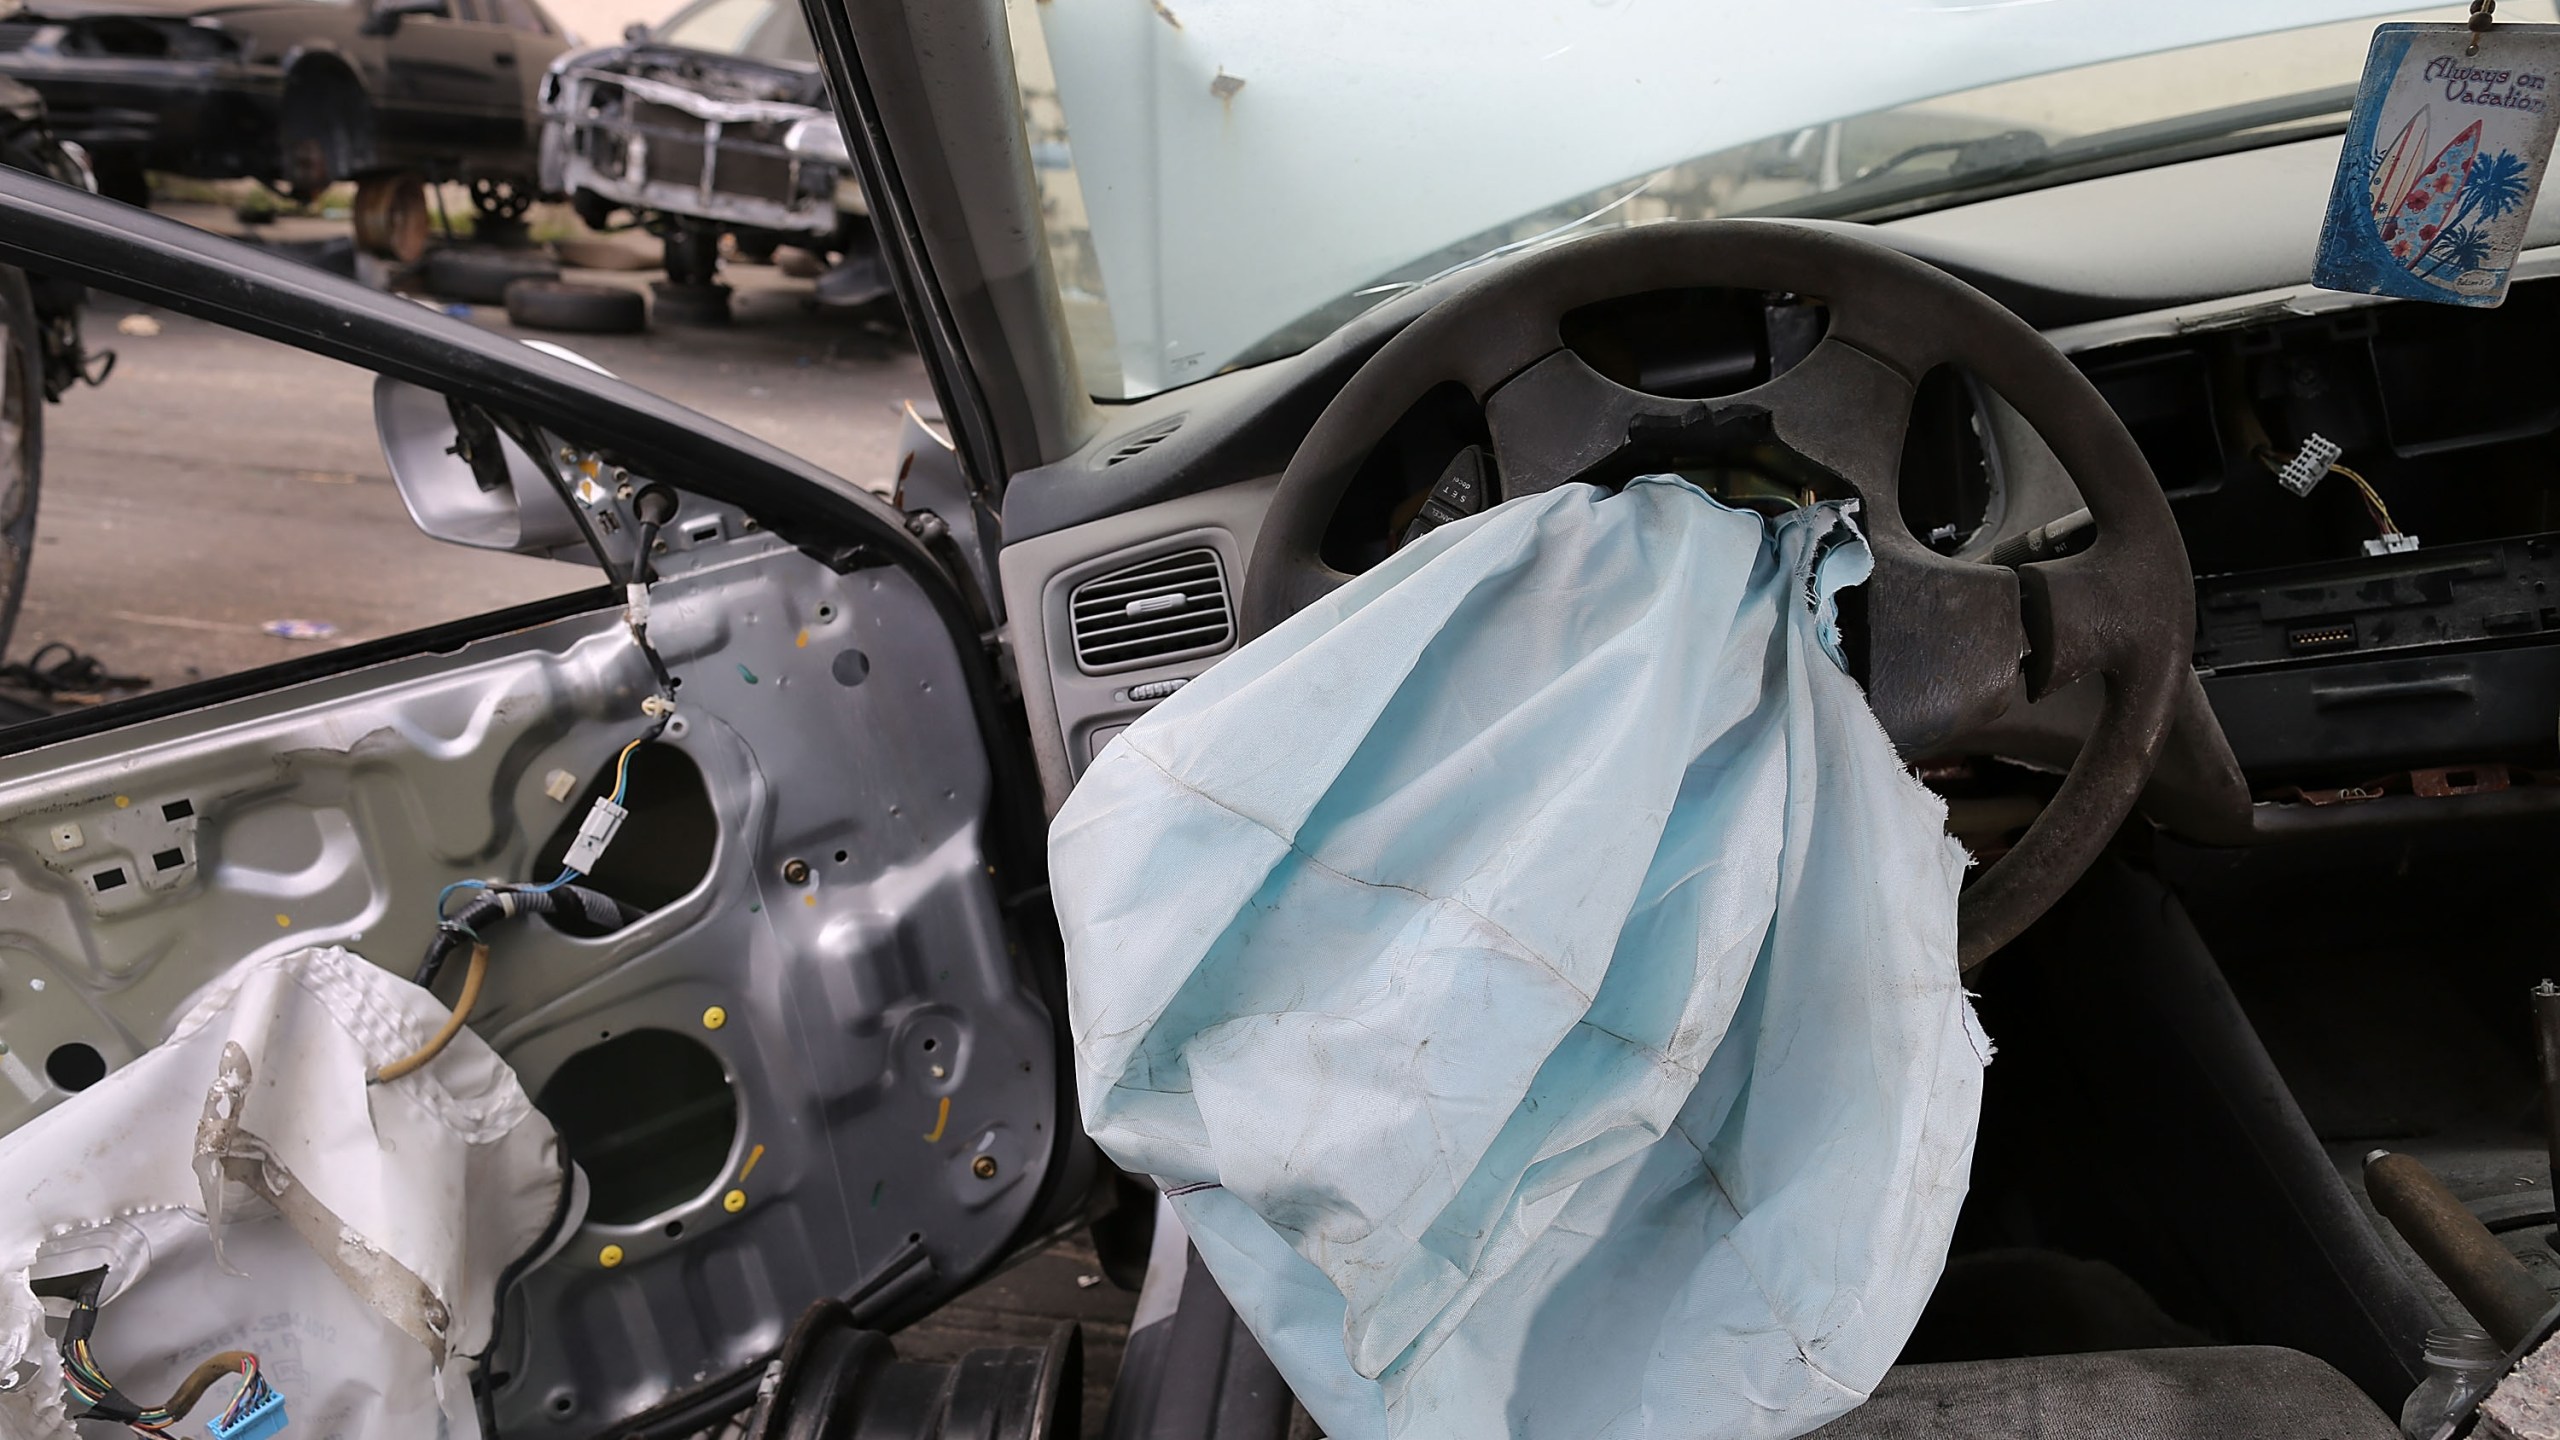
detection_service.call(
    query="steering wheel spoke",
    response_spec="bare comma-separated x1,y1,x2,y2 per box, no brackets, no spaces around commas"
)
1481,349,1707,496
2017,545,2147,701
1735,335,1916,501
1478,335,1921,508
1863,547,2027,752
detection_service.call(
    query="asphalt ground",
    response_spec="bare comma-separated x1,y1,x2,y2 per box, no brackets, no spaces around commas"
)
1,201,1139,1434
9,209,924,691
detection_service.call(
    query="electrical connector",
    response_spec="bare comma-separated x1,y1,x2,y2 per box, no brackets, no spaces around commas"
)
209,1387,287,1440
561,797,628,873
2363,533,2422,556
2275,434,2343,497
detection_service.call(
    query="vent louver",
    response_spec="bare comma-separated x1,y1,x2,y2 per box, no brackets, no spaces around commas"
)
1069,547,1233,674
1100,416,1184,467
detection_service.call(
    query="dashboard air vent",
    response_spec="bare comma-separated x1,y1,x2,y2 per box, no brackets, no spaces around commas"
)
1100,416,1184,467
1069,547,1233,674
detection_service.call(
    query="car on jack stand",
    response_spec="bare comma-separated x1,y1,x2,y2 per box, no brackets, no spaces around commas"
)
0,0,572,260
535,0,887,325
5,5,2560,1440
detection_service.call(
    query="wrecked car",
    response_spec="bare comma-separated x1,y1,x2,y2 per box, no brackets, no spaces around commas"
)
0,0,571,212
0,71,109,674
5,1,2560,1438
537,0,881,319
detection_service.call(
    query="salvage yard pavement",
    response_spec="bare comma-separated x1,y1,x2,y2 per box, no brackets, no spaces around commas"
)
9,262,923,691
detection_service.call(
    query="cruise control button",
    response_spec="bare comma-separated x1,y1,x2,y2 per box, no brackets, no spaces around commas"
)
1430,446,1489,515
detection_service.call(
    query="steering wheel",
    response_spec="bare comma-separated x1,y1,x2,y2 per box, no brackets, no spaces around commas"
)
1241,221,2192,969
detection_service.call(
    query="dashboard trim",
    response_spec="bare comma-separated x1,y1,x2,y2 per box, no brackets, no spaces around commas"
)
2043,245,2560,356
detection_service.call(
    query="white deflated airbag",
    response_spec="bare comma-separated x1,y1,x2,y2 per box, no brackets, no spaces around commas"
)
0,945,565,1438
1053,477,1990,1439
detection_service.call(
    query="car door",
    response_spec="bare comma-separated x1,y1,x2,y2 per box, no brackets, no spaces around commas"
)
491,0,571,124
0,168,1084,1435
379,0,527,152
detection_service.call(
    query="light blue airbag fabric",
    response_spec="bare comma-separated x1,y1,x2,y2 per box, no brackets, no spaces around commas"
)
1051,477,1989,1439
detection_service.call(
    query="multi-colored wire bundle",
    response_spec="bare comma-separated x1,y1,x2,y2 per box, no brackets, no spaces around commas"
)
65,1342,275,1424
209,1356,279,1437
58,1317,277,1436
2257,446,2404,540
431,729,651,929
379,727,659,1083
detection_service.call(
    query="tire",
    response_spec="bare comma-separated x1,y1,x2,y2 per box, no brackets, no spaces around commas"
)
504,278,646,335
423,246,561,305
649,280,731,326
0,265,43,662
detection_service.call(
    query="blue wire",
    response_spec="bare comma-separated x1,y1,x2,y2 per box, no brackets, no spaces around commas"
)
437,878,490,919
436,733,631,924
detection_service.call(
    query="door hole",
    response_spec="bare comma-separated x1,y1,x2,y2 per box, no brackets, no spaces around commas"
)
535,1029,737,1225
46,1043,106,1092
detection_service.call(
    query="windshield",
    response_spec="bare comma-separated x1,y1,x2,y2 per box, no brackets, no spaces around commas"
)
652,0,815,66
1005,1,2506,401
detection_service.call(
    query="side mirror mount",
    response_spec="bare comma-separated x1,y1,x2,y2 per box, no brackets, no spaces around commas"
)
362,0,447,36
373,376,600,561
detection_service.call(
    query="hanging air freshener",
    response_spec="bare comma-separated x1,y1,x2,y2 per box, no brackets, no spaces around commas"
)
2315,1,2560,307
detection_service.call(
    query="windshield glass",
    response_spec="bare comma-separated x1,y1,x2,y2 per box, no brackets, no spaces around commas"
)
1005,1,2501,400
653,0,814,65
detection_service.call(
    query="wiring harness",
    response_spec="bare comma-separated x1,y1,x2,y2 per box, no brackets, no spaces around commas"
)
32,1267,286,1439
377,730,657,1084
2260,437,2416,555
374,461,688,1083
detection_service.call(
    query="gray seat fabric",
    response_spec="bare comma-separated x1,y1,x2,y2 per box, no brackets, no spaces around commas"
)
1806,1346,2400,1439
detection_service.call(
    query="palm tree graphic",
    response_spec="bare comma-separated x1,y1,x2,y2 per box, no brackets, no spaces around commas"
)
2418,150,2534,277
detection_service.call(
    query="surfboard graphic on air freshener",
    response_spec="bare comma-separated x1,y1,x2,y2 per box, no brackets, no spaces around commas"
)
2316,23,2560,307
2369,106,2433,221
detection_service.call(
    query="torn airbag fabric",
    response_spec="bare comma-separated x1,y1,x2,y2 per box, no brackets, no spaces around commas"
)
1052,478,1989,1439
0,946,565,1439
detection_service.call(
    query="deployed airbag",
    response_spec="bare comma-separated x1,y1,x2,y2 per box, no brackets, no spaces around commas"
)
1053,478,1989,1439
0,946,566,1439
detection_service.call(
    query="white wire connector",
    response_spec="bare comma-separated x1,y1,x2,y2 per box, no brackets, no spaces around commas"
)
562,797,629,873
624,582,652,631
2363,533,2422,556
2275,434,2343,498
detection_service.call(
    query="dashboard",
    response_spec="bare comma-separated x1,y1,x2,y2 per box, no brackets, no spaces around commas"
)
994,136,2560,844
